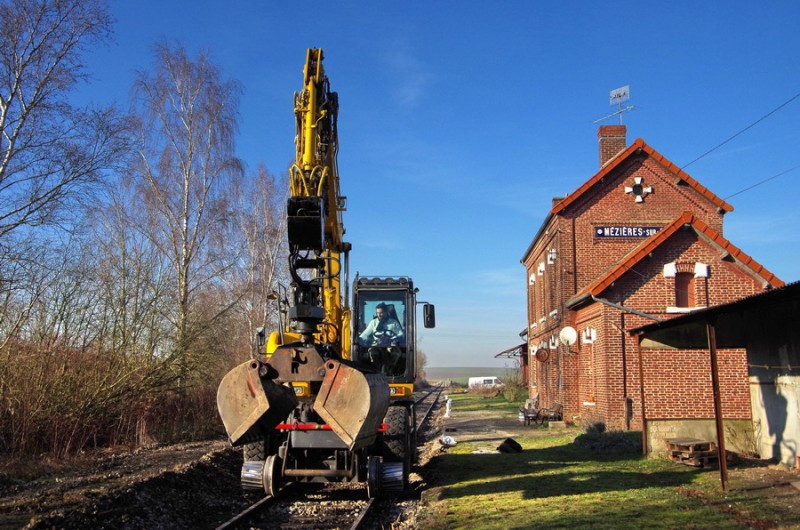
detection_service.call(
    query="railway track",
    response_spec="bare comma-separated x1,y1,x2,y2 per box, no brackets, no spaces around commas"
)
215,386,443,530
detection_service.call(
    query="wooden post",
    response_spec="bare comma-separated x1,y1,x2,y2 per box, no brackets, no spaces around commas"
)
706,319,729,492
636,337,648,456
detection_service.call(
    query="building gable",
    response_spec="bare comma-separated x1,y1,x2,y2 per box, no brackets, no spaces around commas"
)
567,211,784,309
551,138,733,217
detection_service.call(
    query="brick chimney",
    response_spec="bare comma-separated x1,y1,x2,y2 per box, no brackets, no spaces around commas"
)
598,125,627,167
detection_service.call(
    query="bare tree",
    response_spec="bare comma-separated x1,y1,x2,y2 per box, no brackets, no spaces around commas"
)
130,43,243,365
0,0,126,240
0,237,53,348
89,184,173,358
231,164,288,357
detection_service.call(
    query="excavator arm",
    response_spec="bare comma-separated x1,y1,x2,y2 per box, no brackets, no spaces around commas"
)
286,48,350,356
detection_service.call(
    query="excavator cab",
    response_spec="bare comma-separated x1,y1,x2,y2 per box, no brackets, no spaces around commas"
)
352,276,434,384
357,298,408,377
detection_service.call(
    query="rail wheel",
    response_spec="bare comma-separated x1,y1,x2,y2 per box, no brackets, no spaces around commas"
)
366,456,382,499
381,406,411,487
263,454,281,497
381,462,404,494
240,440,267,490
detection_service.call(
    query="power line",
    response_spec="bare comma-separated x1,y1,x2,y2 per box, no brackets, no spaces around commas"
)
681,90,800,170
724,165,800,200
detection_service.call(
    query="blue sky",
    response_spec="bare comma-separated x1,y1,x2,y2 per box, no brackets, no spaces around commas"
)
81,1,800,367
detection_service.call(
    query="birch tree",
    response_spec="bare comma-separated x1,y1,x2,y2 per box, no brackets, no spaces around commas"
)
130,43,243,369
231,164,288,357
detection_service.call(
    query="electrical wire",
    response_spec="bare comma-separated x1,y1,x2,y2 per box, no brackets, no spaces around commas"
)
680,90,800,170
724,165,800,200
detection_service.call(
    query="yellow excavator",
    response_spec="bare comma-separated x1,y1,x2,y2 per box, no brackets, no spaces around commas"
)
216,48,435,498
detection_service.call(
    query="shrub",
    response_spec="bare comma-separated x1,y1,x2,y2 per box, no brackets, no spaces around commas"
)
574,429,642,455
0,340,226,458
583,420,606,434
502,382,527,402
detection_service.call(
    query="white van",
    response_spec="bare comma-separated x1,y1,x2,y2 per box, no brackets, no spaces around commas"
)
468,376,503,389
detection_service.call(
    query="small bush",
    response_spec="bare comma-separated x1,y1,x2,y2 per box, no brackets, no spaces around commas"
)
502,383,527,402
583,420,606,434
574,429,642,455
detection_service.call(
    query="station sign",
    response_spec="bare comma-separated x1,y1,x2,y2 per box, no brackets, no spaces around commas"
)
594,226,661,238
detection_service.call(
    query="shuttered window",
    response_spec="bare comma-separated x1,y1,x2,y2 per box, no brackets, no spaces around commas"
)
675,272,695,307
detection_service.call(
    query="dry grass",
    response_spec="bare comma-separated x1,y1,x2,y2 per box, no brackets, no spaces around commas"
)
0,342,225,460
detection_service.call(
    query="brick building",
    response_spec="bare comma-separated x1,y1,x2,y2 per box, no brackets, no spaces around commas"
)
521,125,784,448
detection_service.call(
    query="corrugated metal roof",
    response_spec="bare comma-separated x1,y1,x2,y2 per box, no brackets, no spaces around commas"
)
629,281,800,349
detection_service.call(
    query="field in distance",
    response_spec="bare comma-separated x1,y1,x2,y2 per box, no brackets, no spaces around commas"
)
425,366,509,385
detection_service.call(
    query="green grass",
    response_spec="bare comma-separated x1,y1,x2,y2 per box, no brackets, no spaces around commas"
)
443,391,520,415
420,393,797,530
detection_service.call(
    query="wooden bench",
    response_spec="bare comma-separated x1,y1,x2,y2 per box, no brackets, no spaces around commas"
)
540,403,563,423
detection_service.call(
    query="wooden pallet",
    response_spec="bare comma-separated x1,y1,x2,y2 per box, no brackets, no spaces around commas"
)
666,438,718,467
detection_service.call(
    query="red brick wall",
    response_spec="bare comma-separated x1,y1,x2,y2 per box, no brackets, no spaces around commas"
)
588,232,763,427
608,230,764,314
640,348,751,419
524,217,565,406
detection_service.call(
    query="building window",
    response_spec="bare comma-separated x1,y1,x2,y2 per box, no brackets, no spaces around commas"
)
675,272,695,308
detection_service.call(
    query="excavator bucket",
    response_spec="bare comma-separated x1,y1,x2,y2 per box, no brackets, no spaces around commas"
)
314,360,389,450
217,360,298,445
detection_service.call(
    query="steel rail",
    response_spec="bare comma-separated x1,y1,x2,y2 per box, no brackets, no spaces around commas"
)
413,384,441,407
349,497,376,530
416,385,444,431
214,494,273,530
216,491,374,530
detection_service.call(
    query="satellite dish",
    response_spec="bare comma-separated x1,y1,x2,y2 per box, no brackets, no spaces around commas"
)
559,326,578,346
535,349,549,362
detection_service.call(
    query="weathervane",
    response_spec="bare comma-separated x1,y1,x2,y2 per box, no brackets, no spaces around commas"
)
593,85,635,124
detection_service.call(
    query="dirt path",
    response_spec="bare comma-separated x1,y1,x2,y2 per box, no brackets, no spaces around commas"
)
438,405,566,451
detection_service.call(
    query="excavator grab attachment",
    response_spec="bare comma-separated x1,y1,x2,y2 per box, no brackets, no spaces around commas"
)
314,359,389,450
216,360,298,445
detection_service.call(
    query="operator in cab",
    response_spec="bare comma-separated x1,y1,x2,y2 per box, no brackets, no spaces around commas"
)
358,303,404,347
